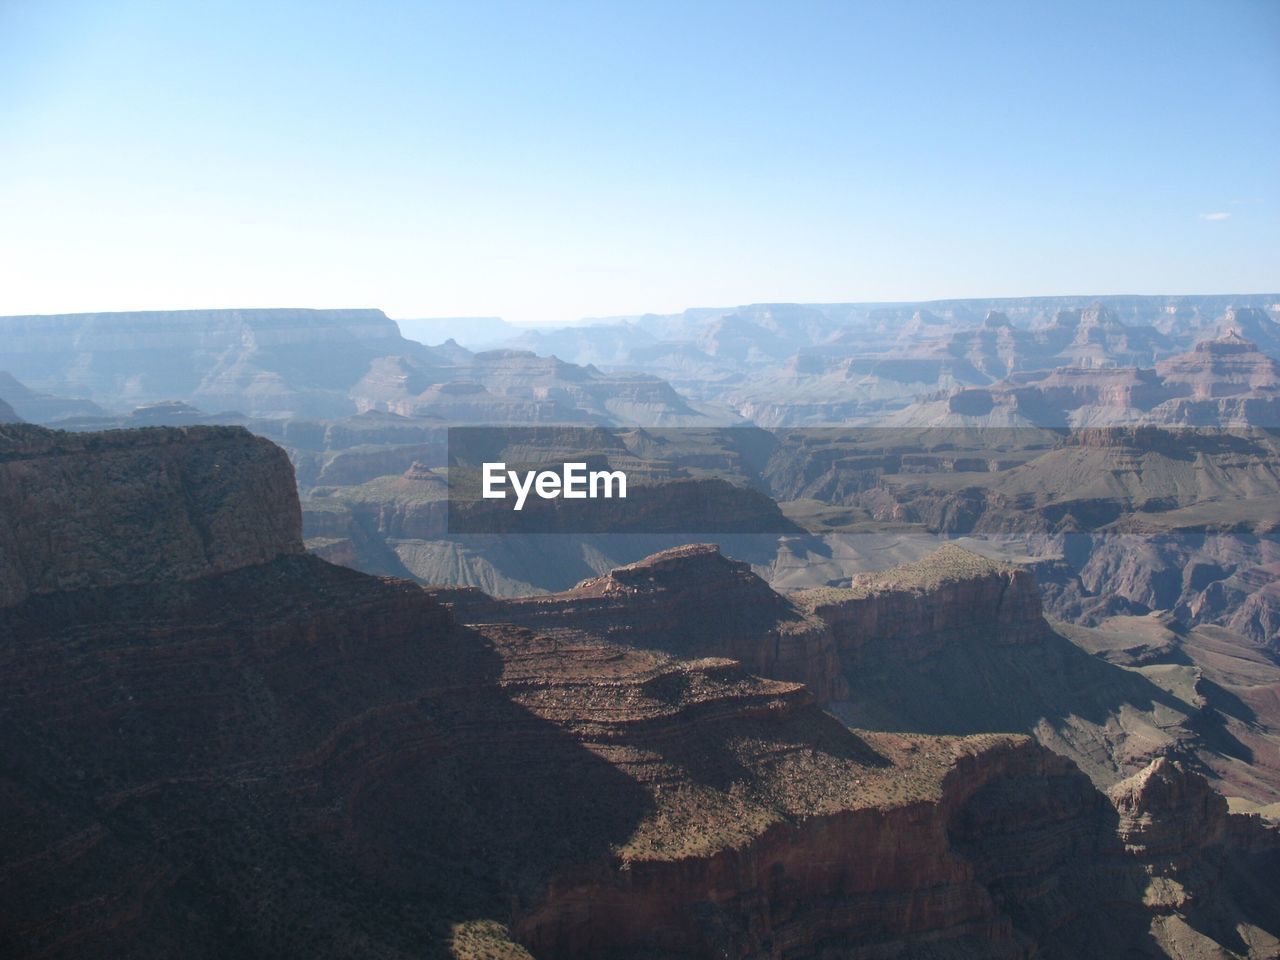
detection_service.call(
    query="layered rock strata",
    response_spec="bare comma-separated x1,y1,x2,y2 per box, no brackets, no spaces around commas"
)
432,543,848,701
798,543,1049,651
791,544,1276,795
3,427,1278,959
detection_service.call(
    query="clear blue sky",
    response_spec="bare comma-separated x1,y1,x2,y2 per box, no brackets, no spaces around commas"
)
1,0,1277,322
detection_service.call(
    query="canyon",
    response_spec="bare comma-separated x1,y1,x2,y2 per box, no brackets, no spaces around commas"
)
6,297,1279,434
3,424,1278,958
485,296,1280,426
288,418,1280,669
0,308,718,425
894,330,1280,428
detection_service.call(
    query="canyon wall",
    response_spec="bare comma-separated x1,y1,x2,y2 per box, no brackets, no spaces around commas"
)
3,426,1277,959
434,543,848,701
799,543,1049,653
0,424,302,607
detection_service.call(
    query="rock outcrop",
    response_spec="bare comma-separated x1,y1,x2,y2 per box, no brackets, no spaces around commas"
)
791,545,1247,790
1157,330,1280,397
3,427,1278,959
517,733,1100,959
0,424,302,607
799,543,1049,651
434,543,848,701
1102,759,1280,957
1109,757,1228,854
1217,306,1280,357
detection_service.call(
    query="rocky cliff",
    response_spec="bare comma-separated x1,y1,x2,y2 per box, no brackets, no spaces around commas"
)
434,543,847,701
799,543,1049,652
1110,756,1228,855
3,427,1278,959
0,424,302,607
790,544,1280,797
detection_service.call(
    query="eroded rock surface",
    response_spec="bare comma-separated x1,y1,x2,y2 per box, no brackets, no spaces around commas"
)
3,427,1278,959
0,424,302,607
434,543,847,701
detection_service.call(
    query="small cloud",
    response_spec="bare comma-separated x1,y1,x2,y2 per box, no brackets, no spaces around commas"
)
1199,212,1231,221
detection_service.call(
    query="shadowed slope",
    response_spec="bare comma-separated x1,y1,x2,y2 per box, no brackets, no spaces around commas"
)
4,428,1278,959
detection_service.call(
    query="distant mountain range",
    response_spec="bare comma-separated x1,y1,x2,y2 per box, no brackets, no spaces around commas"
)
0,308,721,425
890,329,1280,428
4,296,1277,430
479,295,1280,425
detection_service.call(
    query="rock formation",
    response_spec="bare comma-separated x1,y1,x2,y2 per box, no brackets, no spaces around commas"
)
1110,756,1228,854
3,426,1278,959
894,331,1280,428
799,543,1049,650
1217,306,1280,357
786,544,1280,804
433,543,847,701
0,309,709,425
0,424,302,607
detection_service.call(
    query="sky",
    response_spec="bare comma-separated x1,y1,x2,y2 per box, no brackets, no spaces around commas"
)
1,0,1277,324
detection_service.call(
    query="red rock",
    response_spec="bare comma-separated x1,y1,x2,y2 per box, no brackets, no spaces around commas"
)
4,427,1278,959
435,543,848,701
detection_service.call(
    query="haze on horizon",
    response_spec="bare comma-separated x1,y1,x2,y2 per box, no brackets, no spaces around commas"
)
1,0,1278,325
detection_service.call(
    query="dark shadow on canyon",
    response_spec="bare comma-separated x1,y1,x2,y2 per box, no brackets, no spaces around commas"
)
0,556,657,960
832,626,1257,770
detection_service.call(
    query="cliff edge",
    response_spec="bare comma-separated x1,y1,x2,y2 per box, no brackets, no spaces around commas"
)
0,424,302,607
